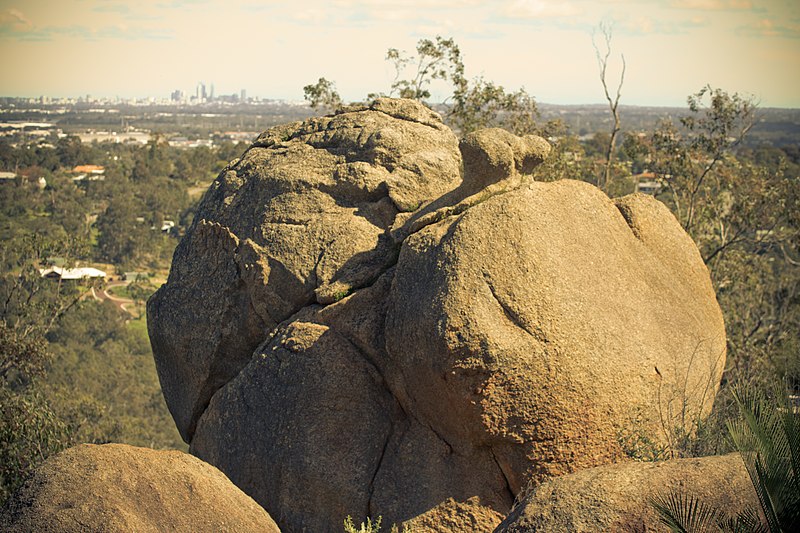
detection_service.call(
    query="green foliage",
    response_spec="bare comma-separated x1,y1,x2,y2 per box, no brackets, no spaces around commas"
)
344,516,383,533
448,77,541,136
0,386,70,503
0,134,212,271
304,77,343,112
0,322,48,389
0,134,226,503
650,384,800,532
651,492,726,533
0,237,85,504
0,236,90,343
0,229,183,505
727,386,800,530
344,515,412,533
379,36,555,136
45,300,184,449
382,36,464,102
55,135,93,169
622,87,800,391
331,290,350,302
617,407,669,461
652,85,758,236
95,193,151,266
309,36,552,136
122,277,157,311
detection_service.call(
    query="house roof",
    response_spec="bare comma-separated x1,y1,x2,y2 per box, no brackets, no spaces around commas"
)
632,172,657,180
72,165,105,174
39,266,107,279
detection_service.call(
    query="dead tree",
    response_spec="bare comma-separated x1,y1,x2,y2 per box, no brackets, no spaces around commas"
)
593,22,625,193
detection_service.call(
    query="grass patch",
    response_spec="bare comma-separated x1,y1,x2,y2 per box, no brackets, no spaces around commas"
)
107,285,133,299
127,314,148,336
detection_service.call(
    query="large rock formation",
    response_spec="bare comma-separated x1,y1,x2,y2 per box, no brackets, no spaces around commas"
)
0,444,280,532
148,98,462,442
495,454,757,532
148,99,727,532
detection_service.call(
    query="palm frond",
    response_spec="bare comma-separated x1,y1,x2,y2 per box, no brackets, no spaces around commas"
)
650,382,800,533
727,384,800,531
780,392,800,527
650,491,721,532
717,507,766,533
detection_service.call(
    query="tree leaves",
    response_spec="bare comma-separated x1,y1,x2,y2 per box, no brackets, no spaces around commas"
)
303,77,342,112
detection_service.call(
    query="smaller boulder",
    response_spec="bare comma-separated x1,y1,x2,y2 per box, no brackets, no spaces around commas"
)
459,128,550,193
0,443,280,533
495,454,756,532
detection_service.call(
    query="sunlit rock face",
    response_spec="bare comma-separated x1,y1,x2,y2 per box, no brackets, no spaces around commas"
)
148,98,725,533
495,454,755,532
0,444,281,533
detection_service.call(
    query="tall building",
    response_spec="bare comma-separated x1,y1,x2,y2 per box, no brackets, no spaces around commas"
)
240,89,247,102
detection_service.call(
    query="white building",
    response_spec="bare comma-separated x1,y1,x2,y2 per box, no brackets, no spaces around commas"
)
39,266,107,280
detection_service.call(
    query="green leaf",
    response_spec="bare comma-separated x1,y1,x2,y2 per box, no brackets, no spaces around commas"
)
650,491,721,532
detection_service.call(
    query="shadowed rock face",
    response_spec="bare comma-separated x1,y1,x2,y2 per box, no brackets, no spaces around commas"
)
0,444,280,533
147,98,726,533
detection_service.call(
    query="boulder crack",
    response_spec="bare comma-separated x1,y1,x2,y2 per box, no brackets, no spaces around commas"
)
490,447,516,504
614,201,644,241
483,273,547,345
370,108,442,130
366,419,395,517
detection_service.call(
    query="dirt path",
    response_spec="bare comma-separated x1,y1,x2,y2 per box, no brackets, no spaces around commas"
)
94,281,137,316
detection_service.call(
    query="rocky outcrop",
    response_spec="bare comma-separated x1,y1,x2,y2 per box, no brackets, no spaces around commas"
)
0,444,280,533
148,99,727,532
495,454,756,532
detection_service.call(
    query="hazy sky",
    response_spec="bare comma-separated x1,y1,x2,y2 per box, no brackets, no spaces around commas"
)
1,0,799,107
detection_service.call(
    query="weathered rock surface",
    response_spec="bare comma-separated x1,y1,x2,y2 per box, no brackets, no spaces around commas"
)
495,453,757,532
0,443,280,533
459,128,550,193
385,181,726,493
148,98,462,442
148,99,727,533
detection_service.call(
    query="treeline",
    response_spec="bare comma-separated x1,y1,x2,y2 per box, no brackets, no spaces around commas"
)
0,135,248,269
1,136,249,502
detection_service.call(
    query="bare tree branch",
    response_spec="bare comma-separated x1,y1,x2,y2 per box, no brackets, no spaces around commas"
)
593,22,625,193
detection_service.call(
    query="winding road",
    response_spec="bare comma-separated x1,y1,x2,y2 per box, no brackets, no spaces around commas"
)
91,280,138,316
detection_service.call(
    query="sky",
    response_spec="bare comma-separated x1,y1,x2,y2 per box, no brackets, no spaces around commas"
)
0,0,799,107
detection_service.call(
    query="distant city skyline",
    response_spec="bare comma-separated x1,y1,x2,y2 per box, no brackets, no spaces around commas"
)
1,0,799,108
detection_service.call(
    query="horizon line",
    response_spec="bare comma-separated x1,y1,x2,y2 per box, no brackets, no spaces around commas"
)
2,94,799,111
